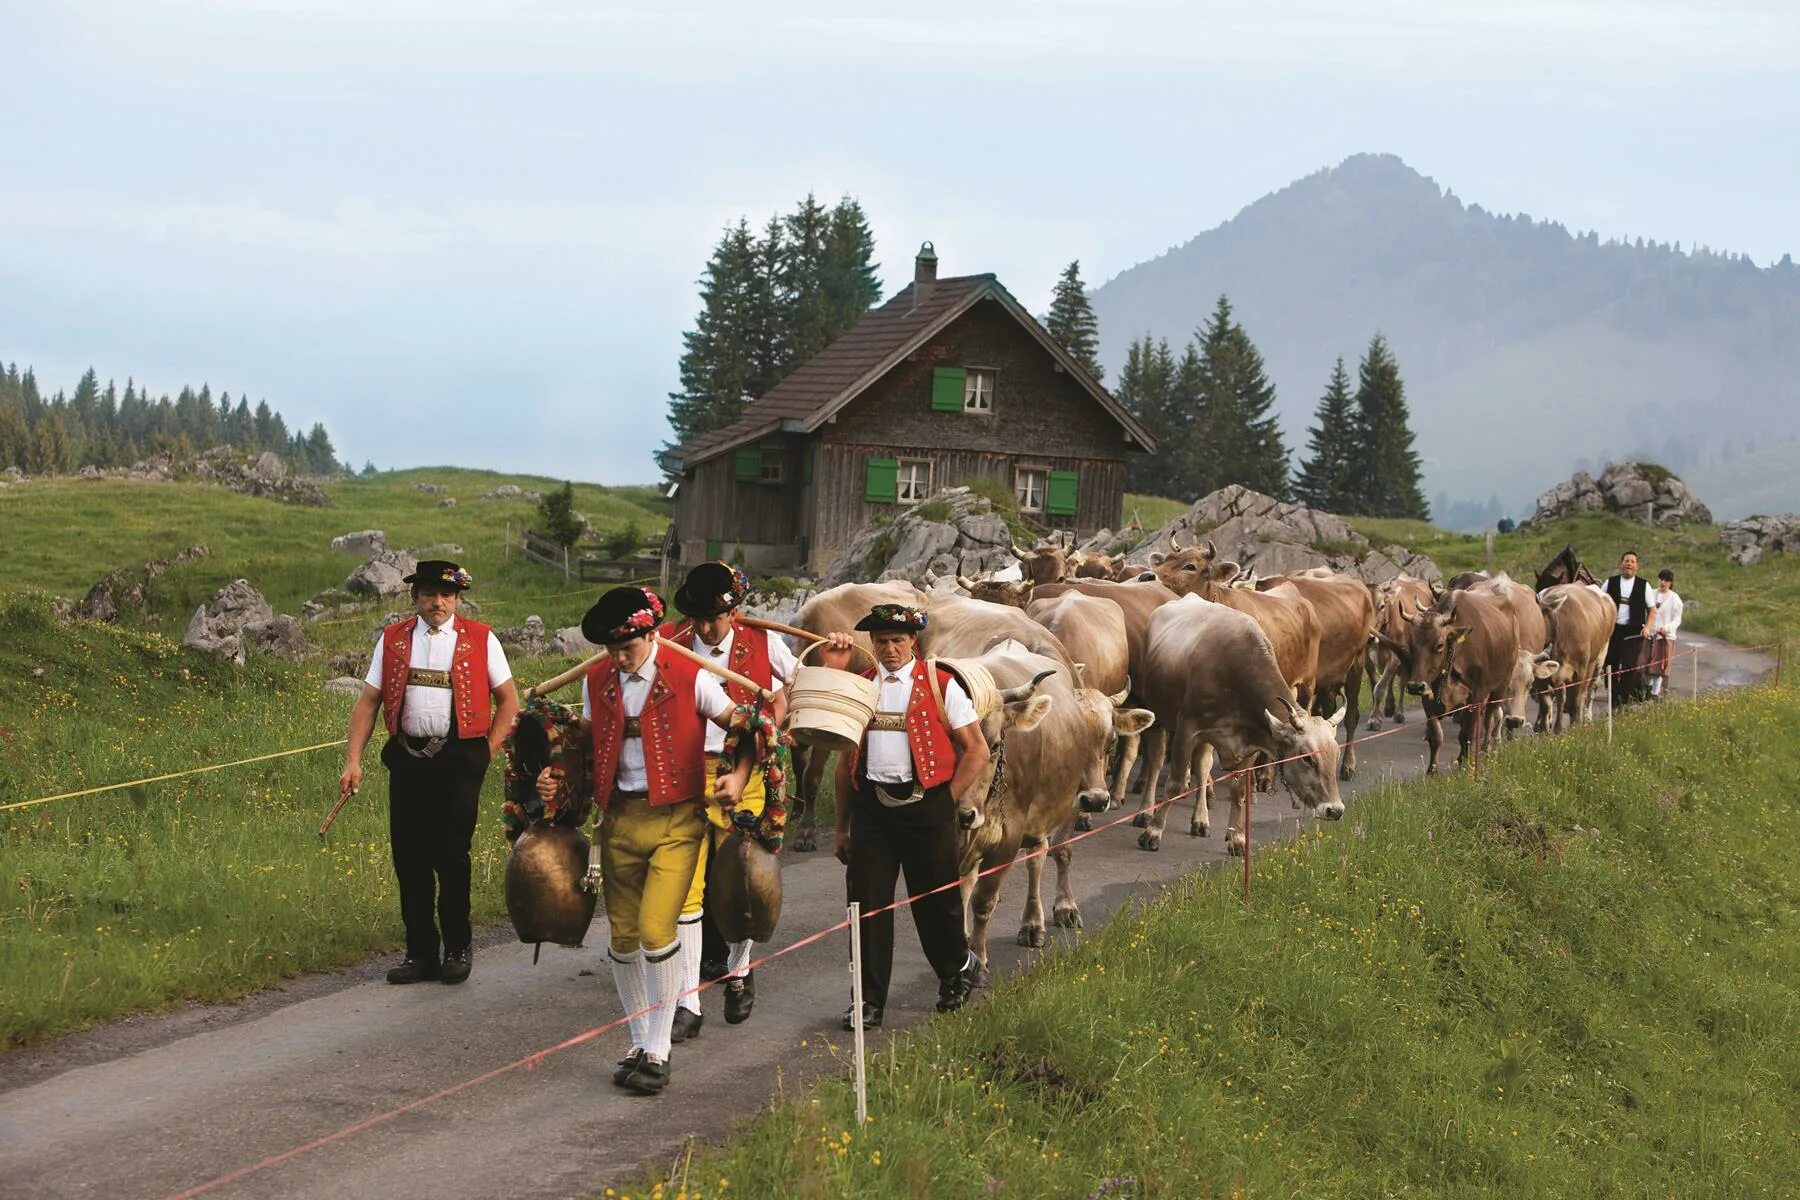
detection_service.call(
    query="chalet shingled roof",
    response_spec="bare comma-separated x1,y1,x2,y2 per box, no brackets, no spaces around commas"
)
670,272,1155,469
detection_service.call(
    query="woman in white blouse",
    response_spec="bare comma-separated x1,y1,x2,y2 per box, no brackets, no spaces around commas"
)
1646,568,1684,697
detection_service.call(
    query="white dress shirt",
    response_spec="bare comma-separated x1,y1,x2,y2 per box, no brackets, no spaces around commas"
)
583,659,734,792
689,626,797,755
1610,575,1648,626
1648,589,1683,640
863,664,980,785
364,615,512,738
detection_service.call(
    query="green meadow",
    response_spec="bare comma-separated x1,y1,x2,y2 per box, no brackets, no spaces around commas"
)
648,681,1800,1200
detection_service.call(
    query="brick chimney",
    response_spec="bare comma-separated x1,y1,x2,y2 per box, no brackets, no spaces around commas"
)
909,241,937,313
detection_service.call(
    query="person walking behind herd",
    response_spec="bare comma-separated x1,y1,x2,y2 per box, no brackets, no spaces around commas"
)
1645,568,1684,698
339,561,520,987
1603,551,1653,706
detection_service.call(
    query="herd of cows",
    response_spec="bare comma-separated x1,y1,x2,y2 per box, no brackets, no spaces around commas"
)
772,536,1621,981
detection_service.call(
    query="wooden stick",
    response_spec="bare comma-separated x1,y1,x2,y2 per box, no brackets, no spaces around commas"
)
736,615,825,644
319,787,357,838
524,651,609,701
655,635,776,703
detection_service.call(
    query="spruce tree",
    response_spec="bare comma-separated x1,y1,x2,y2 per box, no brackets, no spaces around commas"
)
664,220,761,454
820,197,881,344
1118,335,1180,493
1348,334,1429,519
537,481,585,549
1292,357,1358,513
1044,260,1103,381
779,193,832,367
1185,295,1289,499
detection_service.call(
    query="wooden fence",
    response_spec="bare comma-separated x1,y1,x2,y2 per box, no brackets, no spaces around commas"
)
505,521,670,586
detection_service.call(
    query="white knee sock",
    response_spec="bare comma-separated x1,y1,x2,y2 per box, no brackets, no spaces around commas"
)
676,913,704,1015
608,948,649,1053
643,940,683,1061
725,938,754,979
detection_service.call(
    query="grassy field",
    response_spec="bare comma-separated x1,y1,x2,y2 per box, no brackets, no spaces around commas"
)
647,681,1800,1200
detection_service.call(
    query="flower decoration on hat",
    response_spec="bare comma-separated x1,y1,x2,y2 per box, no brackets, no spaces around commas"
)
440,566,474,589
855,603,929,633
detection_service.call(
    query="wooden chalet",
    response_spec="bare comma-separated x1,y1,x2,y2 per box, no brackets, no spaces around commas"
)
662,243,1156,573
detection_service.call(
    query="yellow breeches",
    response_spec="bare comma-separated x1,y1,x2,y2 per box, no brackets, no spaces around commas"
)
599,793,706,955
681,757,767,917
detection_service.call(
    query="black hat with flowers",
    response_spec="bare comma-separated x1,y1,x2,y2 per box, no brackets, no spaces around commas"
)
854,603,929,634
403,560,473,591
674,561,749,618
583,586,666,646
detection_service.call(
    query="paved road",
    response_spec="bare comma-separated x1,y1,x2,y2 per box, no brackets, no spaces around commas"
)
0,635,1775,1200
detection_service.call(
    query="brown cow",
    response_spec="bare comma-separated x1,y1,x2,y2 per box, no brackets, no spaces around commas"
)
1256,568,1375,779
1537,584,1613,731
1385,589,1555,774
954,646,1154,979
1018,545,1070,585
956,575,1032,609
1135,595,1346,853
1145,547,1320,706
1071,551,1116,579
1448,571,1552,732
1367,574,1437,731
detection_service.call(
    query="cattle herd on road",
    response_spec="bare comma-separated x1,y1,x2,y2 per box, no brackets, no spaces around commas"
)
784,538,1619,981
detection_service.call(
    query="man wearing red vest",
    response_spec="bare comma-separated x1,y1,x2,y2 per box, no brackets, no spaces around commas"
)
660,562,800,1039
540,586,750,1096
340,560,520,986
821,603,987,1031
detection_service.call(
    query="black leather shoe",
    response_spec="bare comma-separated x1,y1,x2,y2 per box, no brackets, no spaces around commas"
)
699,958,728,983
386,957,440,985
937,956,979,1012
723,972,755,1025
440,947,472,985
613,1049,646,1087
670,1007,703,1043
621,1055,670,1095
841,1001,883,1031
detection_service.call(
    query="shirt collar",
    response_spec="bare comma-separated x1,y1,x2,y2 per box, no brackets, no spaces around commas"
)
416,614,456,637
624,658,657,686
696,626,733,660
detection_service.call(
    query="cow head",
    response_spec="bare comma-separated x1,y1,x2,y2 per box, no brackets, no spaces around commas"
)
1147,540,1236,598
958,576,1032,608
1017,546,1070,585
1073,685,1154,815
1073,552,1115,579
1263,701,1346,819
958,670,1056,832
1397,600,1468,701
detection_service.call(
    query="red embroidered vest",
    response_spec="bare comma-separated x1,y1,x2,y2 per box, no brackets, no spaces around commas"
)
379,617,493,738
587,649,708,809
852,658,960,789
659,619,774,706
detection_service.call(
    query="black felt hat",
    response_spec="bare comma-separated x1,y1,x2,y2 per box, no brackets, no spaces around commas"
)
674,561,749,618
854,603,929,634
582,586,665,646
403,560,472,590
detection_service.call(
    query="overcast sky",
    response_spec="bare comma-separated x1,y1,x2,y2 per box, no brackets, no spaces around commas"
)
3,1,1794,483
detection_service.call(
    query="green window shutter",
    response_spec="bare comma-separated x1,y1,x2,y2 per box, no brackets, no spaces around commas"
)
1046,470,1079,516
705,539,722,559
931,367,966,412
865,457,898,503
733,449,761,481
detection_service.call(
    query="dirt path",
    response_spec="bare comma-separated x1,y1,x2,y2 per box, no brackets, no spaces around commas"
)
0,635,1775,1200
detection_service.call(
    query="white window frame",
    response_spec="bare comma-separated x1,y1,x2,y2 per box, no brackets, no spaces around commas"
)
963,368,996,413
1014,466,1047,514
758,454,784,484
897,458,933,505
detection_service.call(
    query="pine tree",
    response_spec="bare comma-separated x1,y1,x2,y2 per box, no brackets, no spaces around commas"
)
1292,357,1358,513
1117,335,1182,493
1347,334,1429,519
748,215,789,399
1184,296,1289,499
820,197,881,345
779,193,832,367
536,481,584,549
664,220,763,455
1044,260,1103,381
305,423,339,474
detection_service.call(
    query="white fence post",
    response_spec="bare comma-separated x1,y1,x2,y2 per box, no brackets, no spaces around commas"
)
848,902,868,1126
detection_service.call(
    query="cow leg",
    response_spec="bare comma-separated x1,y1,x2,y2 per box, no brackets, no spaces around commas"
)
1369,657,1396,730
1138,723,1183,852
1227,762,1252,857
1423,700,1444,775
1049,822,1081,929
1016,834,1048,949
1111,730,1142,810
1340,663,1363,780
1456,705,1476,768
1133,726,1167,830
1190,742,1215,838
966,839,1019,986
788,744,829,853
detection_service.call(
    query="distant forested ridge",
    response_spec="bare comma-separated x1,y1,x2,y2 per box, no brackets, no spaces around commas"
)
1090,153,1800,521
0,364,342,476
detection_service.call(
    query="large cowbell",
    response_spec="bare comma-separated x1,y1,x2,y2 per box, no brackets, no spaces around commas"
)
505,824,597,961
709,830,782,944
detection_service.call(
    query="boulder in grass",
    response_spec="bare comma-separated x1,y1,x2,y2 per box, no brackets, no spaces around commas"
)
330,530,387,555
183,606,245,665
244,615,312,661
345,549,418,597
1719,513,1800,567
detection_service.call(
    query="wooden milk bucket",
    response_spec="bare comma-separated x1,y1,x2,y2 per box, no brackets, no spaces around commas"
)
786,641,878,750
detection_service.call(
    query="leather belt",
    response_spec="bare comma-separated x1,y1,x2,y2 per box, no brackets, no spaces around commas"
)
406,669,452,689
866,712,907,733
400,734,448,759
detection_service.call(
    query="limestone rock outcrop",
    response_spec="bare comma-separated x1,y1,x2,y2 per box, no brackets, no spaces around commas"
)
1526,462,1712,529
1719,514,1800,566
821,487,1018,587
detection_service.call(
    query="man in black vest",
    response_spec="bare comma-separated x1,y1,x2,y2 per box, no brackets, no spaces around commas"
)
1603,551,1651,707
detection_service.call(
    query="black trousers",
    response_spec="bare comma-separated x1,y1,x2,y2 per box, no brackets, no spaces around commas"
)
1606,624,1646,706
846,780,968,1009
381,733,489,963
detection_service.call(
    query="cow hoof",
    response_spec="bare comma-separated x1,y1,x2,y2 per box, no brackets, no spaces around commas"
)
1189,820,1208,838
1227,836,1247,858
1394,712,1407,725
1051,904,1082,929
1137,831,1161,852
1256,777,1271,794
1365,718,1382,732
1131,812,1148,829
975,963,994,989
1338,764,1355,781
1016,925,1047,949
789,829,817,853
1073,813,1093,833
1426,764,1438,777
